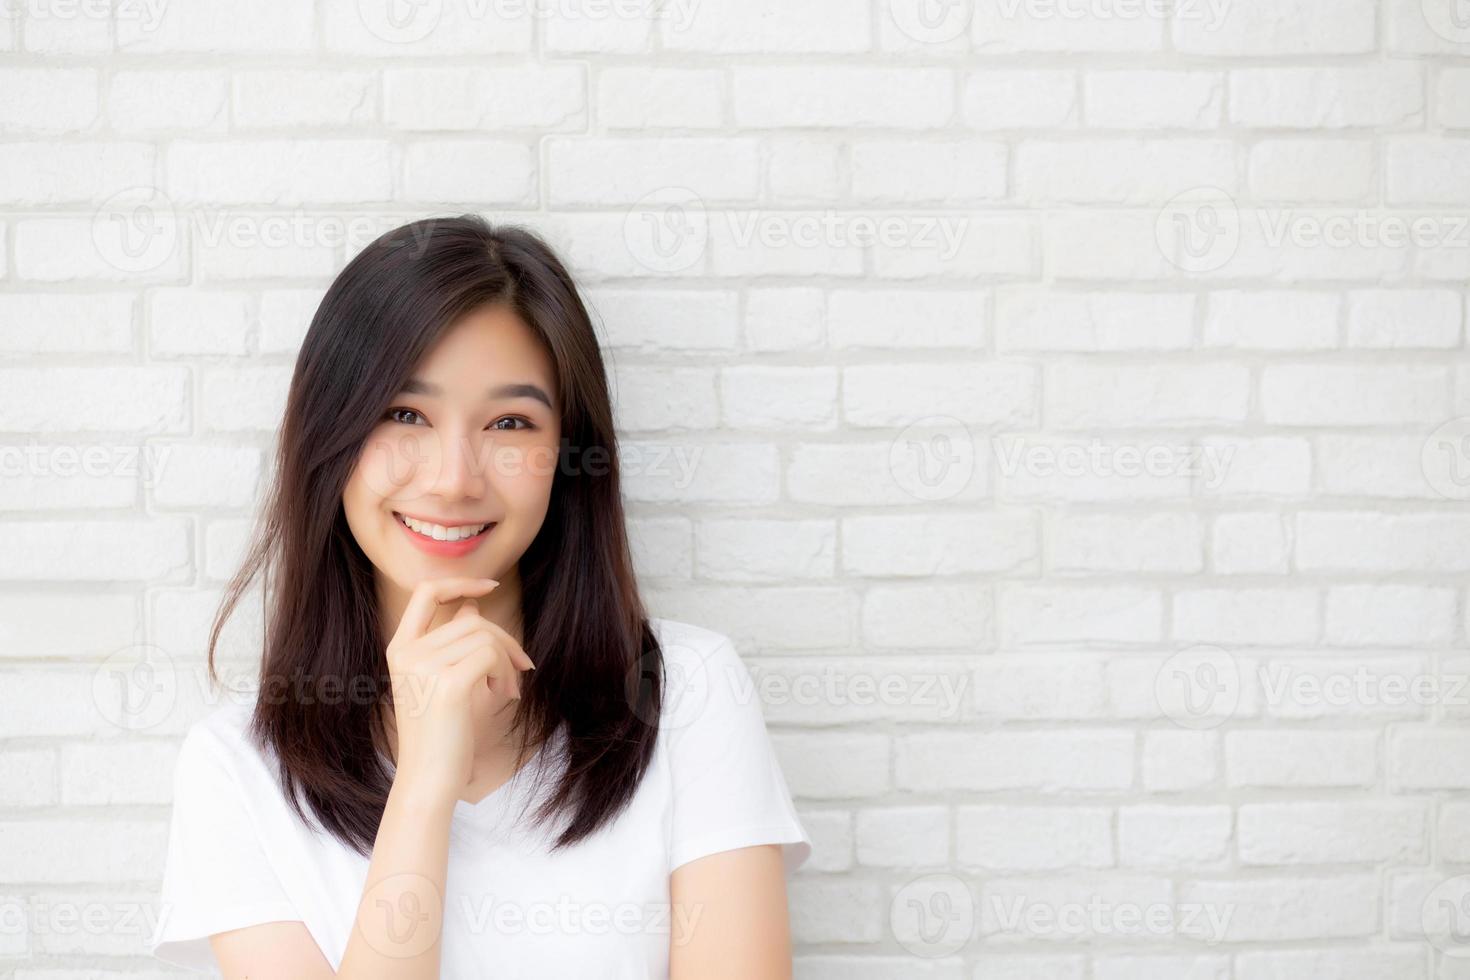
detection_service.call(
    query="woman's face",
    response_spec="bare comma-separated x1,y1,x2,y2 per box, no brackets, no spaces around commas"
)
343,303,561,621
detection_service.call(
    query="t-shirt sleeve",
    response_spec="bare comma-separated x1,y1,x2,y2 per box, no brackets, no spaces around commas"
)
147,718,304,971
665,633,811,876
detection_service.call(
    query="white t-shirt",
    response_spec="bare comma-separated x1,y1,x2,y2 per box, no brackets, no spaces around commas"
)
147,617,810,978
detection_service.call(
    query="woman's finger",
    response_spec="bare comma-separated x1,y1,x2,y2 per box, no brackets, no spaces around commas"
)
441,639,520,700
467,615,537,673
391,577,498,647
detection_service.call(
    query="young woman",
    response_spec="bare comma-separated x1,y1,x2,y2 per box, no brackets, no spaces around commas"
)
147,216,811,978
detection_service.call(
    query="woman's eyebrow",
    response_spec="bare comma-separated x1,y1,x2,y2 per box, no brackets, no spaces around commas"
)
400,377,554,410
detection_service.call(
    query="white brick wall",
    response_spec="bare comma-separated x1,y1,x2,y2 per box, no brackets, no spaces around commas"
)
1,0,1467,976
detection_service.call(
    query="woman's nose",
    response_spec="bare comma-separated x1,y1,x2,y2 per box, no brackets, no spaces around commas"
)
427,430,489,497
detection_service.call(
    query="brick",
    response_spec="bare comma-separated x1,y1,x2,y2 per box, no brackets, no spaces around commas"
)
1000,586,1164,644
401,141,536,205
166,140,391,205
1229,65,1423,128
117,0,312,51
232,70,374,128
898,731,1133,792
1347,289,1462,348
1225,730,1377,787
0,143,154,206
828,289,985,348
1386,139,1470,205
1177,876,1378,941
1298,513,1470,573
733,67,952,128
1212,512,1291,574
1262,366,1449,426
1016,139,1239,204
1085,71,1223,129
958,806,1113,870
0,294,133,354
1172,588,1319,645
1238,802,1426,865
1174,0,1375,54
0,68,99,133
845,512,1037,577
1248,140,1375,202
1046,363,1250,427
0,367,188,433
856,806,948,867
694,519,836,581
962,71,1077,129
851,139,1007,203
1048,512,1203,573
720,366,838,429
596,69,723,129
1119,805,1232,868
996,290,1193,352
1325,585,1457,646
383,67,584,131
110,70,228,132
547,137,758,206
660,0,869,52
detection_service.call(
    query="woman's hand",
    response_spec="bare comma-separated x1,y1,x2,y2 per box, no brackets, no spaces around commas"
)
384,576,537,803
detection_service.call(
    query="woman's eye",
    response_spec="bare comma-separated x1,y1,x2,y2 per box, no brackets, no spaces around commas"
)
490,417,534,432
385,407,425,426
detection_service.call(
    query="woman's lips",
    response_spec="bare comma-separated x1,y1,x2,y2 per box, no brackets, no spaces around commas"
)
392,511,495,557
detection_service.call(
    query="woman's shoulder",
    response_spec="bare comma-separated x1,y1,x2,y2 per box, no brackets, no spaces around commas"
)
647,617,756,692
171,697,276,785
647,616,739,663
645,617,764,734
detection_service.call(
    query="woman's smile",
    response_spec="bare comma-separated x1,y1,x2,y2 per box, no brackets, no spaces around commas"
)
392,510,496,556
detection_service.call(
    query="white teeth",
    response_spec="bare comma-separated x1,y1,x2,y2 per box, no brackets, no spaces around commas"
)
396,513,490,542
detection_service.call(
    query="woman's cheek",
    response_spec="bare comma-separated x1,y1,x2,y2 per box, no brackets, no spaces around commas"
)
357,424,437,501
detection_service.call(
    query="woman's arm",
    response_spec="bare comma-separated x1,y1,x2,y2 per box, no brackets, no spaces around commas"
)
209,577,524,978
668,844,794,980
209,773,457,978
